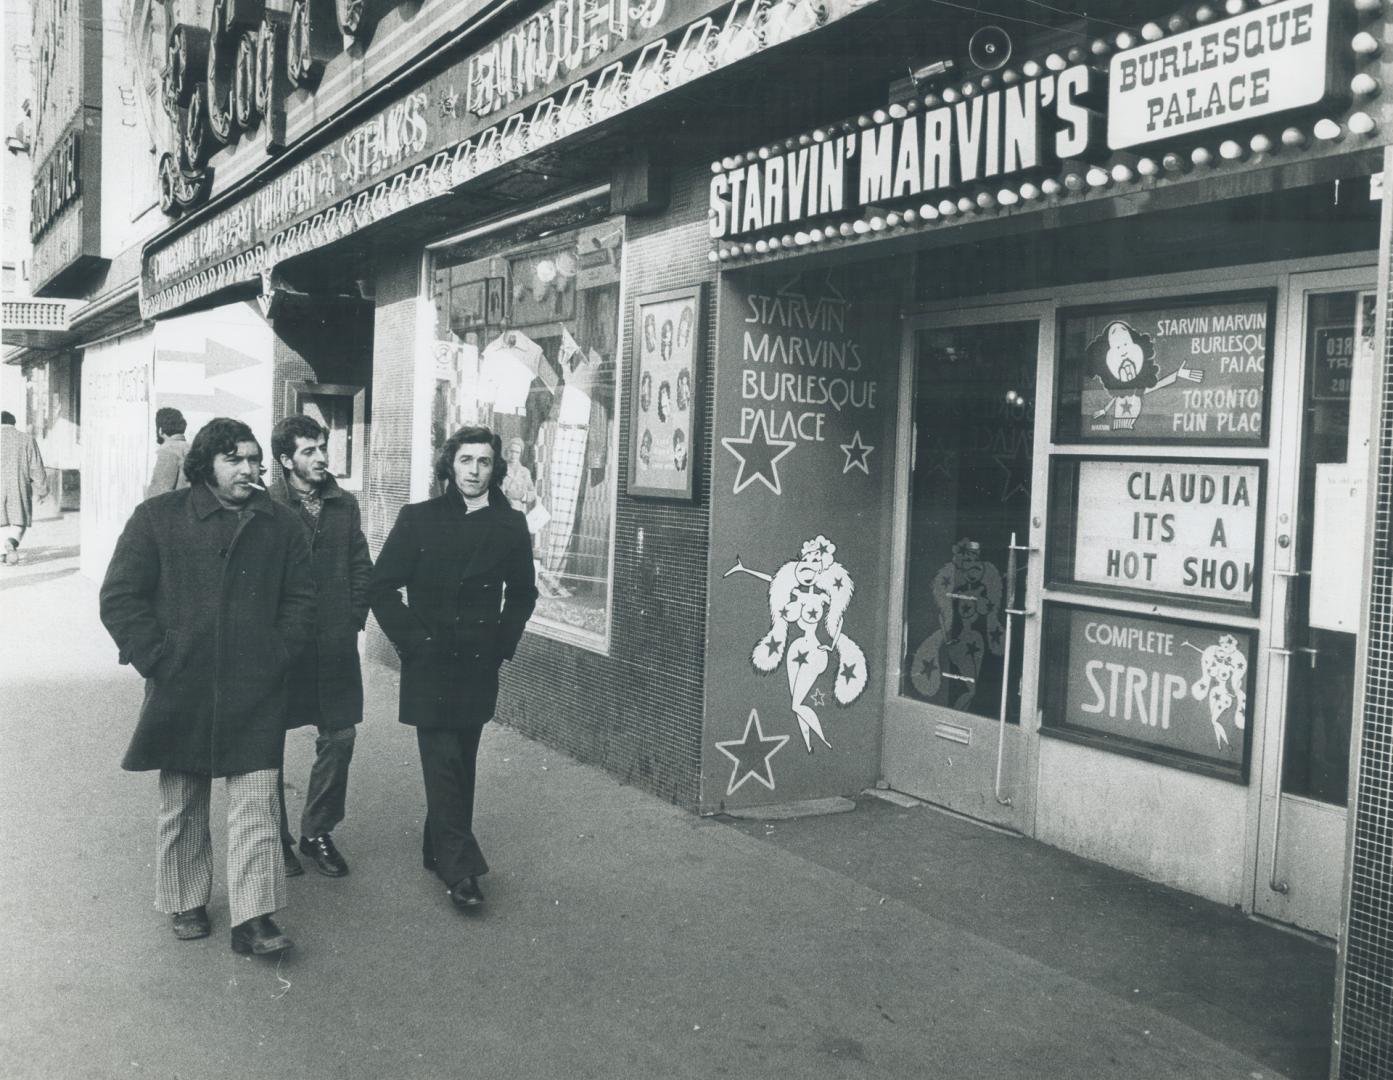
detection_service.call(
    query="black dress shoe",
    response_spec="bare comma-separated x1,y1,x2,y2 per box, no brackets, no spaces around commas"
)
299,833,349,877
230,915,294,956
448,877,484,911
171,906,210,940
282,844,305,878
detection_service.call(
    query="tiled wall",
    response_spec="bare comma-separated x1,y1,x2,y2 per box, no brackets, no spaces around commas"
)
1337,158,1393,1078
362,169,716,806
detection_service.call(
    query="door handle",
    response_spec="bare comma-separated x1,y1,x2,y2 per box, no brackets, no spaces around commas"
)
1296,645,1320,668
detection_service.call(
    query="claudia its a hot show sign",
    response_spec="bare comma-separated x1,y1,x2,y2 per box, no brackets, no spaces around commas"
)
1068,460,1262,607
709,0,1343,245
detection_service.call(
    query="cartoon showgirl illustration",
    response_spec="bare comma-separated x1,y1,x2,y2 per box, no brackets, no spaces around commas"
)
1184,635,1248,749
909,538,1004,710
725,536,868,752
1086,320,1203,430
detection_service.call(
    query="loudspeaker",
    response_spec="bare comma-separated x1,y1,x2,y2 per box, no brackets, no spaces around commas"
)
968,25,1012,71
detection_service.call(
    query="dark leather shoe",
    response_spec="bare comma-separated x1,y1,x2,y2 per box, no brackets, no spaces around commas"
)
299,833,348,877
283,844,305,878
230,915,293,956
449,877,484,911
171,906,210,940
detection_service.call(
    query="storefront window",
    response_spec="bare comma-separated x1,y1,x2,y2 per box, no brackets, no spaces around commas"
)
429,215,623,647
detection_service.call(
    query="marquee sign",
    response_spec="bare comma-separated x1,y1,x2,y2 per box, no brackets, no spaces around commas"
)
141,0,876,317
710,66,1097,239
707,0,1379,265
1109,0,1335,148
29,0,104,295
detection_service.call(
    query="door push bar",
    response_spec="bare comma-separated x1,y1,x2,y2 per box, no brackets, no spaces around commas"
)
1263,563,1308,896
994,531,1035,808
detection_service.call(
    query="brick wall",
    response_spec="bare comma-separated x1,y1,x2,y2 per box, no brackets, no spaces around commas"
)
1335,148,1393,1080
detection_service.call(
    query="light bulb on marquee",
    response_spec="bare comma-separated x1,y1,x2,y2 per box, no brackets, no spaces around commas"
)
1115,32,1136,49
1195,5,1216,22
755,240,769,253
1352,31,1380,55
1112,163,1135,182
1142,22,1164,40
1086,166,1110,187
1220,139,1244,160
976,191,996,208
1041,177,1062,195
1045,52,1066,70
957,195,975,213
919,203,940,220
903,208,918,222
1137,157,1159,176
885,212,902,226
1281,126,1307,146
1168,14,1189,31
1250,133,1273,153
998,188,1019,205
1350,111,1377,135
1314,118,1343,139
1352,73,1379,96
939,199,958,216
1354,0,1381,11
1225,0,1245,14
1022,60,1042,77
1019,182,1041,199
1191,145,1214,165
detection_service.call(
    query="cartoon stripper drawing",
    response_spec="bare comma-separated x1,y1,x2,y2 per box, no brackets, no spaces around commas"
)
909,539,1005,710
1184,635,1248,749
1087,320,1204,430
726,536,868,752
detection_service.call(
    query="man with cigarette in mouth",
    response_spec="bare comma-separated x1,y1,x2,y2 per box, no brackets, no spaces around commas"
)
268,414,372,879
100,418,316,956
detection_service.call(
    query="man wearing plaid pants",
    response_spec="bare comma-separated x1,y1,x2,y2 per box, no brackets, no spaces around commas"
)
101,418,316,956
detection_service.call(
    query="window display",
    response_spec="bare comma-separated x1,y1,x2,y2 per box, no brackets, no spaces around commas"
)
430,216,623,645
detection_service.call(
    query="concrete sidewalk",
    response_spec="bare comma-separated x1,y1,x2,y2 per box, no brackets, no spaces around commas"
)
0,515,1332,1080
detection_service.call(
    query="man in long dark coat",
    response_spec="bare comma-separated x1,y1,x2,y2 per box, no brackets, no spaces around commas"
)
269,414,372,878
100,417,316,956
0,410,49,564
368,425,537,912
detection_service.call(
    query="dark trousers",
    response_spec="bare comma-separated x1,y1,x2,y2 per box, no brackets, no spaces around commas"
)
418,724,489,887
278,726,356,845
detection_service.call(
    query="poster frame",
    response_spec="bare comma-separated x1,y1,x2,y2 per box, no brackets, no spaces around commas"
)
627,283,703,501
1046,454,1267,616
1038,600,1256,783
1052,288,1277,447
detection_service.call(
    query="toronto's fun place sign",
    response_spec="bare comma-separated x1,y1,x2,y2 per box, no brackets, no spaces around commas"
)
706,0,1385,261
140,0,875,318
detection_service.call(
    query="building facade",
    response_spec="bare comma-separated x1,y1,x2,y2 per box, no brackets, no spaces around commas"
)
12,0,1393,1073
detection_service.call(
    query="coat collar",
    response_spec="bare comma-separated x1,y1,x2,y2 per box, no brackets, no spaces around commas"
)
191,480,275,519
440,484,508,515
268,471,345,505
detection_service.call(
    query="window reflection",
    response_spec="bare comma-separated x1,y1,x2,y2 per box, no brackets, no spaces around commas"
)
430,217,623,644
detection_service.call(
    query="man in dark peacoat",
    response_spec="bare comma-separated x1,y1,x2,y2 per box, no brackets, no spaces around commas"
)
268,413,373,879
368,425,537,913
100,418,316,956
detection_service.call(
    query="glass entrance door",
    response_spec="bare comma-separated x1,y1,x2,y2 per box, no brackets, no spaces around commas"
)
1255,274,1377,936
882,310,1047,830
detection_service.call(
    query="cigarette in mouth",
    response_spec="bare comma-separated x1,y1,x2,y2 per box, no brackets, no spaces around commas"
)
247,482,267,491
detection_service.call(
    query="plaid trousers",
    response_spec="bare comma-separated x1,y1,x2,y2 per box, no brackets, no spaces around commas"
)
155,768,286,926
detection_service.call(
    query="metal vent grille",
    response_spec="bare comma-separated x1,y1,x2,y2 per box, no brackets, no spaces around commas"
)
1339,253,1393,1077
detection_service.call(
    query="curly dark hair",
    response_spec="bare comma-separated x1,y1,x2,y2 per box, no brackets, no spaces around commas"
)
184,417,259,486
271,413,329,471
155,407,186,436
434,425,507,491
1084,320,1159,392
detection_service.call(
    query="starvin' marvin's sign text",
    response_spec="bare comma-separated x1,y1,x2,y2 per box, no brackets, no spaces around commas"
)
710,66,1097,239
1108,0,1332,149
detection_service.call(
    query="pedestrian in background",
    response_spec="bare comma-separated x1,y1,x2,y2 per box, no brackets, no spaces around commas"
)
368,425,537,913
145,406,191,499
100,417,316,956
269,414,372,879
0,410,49,566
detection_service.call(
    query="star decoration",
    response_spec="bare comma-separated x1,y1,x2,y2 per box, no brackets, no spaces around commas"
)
791,645,809,668
715,709,791,796
839,430,874,475
993,453,1028,503
721,412,796,495
840,662,857,683
810,688,828,707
